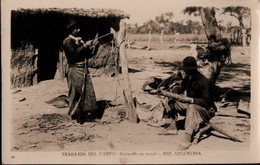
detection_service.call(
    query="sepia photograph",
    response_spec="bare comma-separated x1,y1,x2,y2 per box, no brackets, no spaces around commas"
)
2,0,260,164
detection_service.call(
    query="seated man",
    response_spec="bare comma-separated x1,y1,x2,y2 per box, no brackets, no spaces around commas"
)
158,56,216,150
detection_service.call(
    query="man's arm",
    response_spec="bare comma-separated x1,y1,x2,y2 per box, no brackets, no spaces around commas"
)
158,90,193,103
159,78,212,109
63,38,86,57
63,38,92,58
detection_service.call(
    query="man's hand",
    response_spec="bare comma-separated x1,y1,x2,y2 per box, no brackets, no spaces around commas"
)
158,90,193,103
180,96,193,103
84,40,93,47
110,27,117,36
156,88,165,95
92,33,99,46
92,39,99,46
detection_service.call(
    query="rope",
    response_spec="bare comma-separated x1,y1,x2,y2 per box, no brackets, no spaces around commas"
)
111,39,121,102
99,38,121,110
117,39,125,48
96,33,113,40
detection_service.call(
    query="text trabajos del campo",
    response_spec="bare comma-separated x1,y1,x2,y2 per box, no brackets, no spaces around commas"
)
62,151,202,156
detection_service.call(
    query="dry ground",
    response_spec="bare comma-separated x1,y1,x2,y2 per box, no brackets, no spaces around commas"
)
10,43,251,154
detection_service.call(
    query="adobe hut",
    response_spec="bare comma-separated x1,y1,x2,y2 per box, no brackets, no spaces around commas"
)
11,8,130,88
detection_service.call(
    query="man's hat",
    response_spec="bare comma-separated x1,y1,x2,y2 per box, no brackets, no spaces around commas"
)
182,56,199,71
66,19,78,31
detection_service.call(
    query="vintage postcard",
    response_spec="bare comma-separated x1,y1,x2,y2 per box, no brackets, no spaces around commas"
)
2,0,260,164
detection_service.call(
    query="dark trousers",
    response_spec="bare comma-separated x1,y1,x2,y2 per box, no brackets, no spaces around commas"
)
168,101,215,135
67,66,97,123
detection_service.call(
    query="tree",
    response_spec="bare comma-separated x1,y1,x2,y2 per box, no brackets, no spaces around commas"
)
137,19,161,34
183,6,231,84
186,20,194,34
155,12,174,25
155,12,174,42
171,22,184,33
221,6,251,45
133,23,139,34
167,22,176,34
146,19,160,33
221,6,251,29
127,23,139,34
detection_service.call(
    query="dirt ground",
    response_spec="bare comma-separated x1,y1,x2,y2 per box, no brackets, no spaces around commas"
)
10,43,251,154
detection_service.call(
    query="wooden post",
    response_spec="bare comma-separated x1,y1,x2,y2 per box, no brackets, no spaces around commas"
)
148,30,152,49
241,29,249,56
32,48,38,85
174,33,180,43
57,51,67,80
58,51,64,79
242,29,247,47
160,30,164,44
118,20,137,123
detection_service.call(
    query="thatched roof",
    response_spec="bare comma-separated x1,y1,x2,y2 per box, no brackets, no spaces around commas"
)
13,7,130,19
11,7,129,49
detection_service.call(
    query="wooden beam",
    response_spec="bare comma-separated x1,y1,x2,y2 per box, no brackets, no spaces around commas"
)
160,30,164,44
58,51,64,79
117,20,137,123
148,30,152,49
210,122,243,142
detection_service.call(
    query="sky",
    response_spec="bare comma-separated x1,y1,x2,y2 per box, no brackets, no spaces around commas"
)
3,0,254,27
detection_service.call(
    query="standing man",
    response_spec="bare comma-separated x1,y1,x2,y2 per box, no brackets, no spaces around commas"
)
63,19,99,124
158,56,216,150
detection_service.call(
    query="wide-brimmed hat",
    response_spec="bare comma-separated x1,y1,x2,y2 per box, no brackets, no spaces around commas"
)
66,19,78,31
181,56,199,71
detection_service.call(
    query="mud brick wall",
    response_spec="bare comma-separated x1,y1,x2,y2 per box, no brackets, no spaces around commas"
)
11,43,36,88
